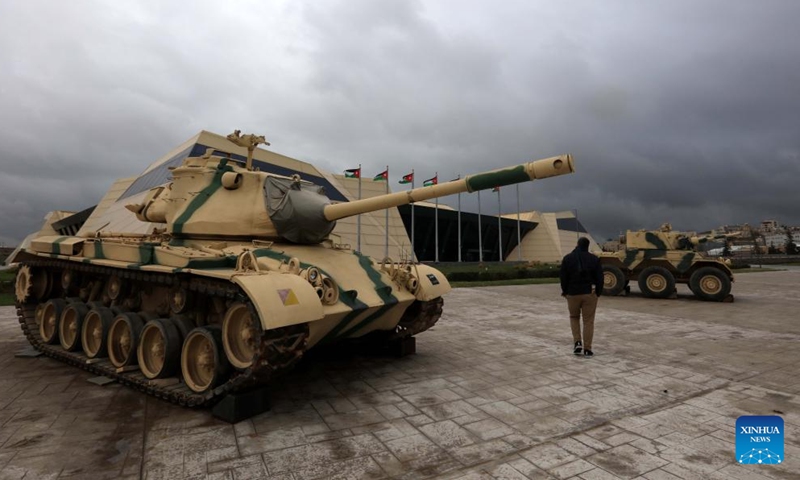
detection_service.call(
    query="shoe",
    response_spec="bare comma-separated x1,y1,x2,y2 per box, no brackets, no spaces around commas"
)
573,341,582,355
584,349,594,358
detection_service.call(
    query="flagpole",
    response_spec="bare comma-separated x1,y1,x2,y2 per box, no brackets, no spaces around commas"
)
434,172,439,263
357,163,361,253
478,190,483,263
516,184,521,261
411,169,415,262
384,165,389,259
497,187,502,262
457,174,462,263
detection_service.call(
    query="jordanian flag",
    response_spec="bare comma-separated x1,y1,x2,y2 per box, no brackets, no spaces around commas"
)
492,185,500,192
423,175,438,187
344,168,361,178
399,172,414,184
373,170,388,181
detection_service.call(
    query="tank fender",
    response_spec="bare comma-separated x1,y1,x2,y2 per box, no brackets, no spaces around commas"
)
412,265,452,301
233,273,324,330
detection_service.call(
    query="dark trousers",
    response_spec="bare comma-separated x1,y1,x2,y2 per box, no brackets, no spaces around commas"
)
566,293,598,349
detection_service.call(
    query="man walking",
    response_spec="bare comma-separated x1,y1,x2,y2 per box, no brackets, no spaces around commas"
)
560,237,603,357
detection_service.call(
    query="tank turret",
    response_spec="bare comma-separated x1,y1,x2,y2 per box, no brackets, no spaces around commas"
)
11,129,577,410
127,132,574,244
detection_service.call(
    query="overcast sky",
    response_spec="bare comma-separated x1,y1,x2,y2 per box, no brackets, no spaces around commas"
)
1,0,799,246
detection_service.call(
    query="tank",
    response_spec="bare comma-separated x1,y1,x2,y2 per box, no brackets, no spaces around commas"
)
597,223,735,301
11,131,575,406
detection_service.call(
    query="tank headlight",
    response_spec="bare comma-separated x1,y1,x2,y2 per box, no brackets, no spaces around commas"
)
307,268,320,283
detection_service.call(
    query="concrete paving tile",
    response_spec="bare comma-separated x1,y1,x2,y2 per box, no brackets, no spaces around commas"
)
484,462,532,479
419,419,477,449
479,401,536,425
451,472,494,480
237,427,308,455
293,455,386,480
584,425,626,440
520,442,578,470
420,400,481,421
263,433,385,474
323,407,386,431
640,469,683,480
504,457,552,479
602,432,641,447
556,437,598,457
626,438,669,455
587,445,668,480
371,451,406,477
452,412,491,426
230,460,270,480
395,401,421,416
384,433,443,462
406,414,435,427
206,446,240,464
571,433,612,452
207,454,265,475
463,417,516,441
550,458,595,479
349,391,404,409
449,439,516,467
373,419,419,442
579,467,624,480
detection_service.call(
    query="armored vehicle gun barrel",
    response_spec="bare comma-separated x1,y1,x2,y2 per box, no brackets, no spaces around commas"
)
324,154,574,221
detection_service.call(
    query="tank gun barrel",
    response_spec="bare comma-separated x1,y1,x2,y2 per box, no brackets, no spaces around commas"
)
324,154,574,222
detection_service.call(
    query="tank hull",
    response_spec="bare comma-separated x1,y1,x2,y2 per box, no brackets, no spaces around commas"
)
14,237,448,406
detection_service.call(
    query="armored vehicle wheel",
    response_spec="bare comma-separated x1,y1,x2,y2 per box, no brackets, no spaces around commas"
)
105,275,127,301
601,265,626,296
181,326,230,393
222,303,259,369
108,312,144,368
81,307,115,358
138,318,181,379
59,302,89,351
16,265,51,303
638,266,675,299
40,299,67,344
689,267,731,302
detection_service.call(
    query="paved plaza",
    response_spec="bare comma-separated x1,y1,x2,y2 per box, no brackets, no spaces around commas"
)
1,269,799,480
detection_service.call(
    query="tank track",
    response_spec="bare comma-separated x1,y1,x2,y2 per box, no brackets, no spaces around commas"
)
15,259,309,407
390,295,444,340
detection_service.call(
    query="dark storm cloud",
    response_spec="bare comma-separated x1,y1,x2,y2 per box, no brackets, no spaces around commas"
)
1,0,799,246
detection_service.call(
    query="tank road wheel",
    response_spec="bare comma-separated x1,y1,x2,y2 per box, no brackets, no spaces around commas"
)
108,313,144,368
638,266,676,299
39,299,67,344
81,307,114,358
601,265,626,296
59,302,89,351
181,326,230,393
222,303,260,370
138,319,181,379
689,267,732,302
105,275,127,301
16,265,51,303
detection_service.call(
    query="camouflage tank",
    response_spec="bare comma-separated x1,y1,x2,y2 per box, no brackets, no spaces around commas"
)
597,223,734,301
11,131,575,406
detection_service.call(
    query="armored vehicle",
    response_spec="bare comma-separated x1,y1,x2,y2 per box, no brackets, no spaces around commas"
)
12,131,575,406
597,223,734,301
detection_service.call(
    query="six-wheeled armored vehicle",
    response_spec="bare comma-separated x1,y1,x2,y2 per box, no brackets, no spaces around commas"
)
597,223,734,301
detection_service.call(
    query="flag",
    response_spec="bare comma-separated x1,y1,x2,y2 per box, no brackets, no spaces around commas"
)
344,168,361,178
492,185,500,192
399,172,414,184
373,170,388,181
423,175,438,187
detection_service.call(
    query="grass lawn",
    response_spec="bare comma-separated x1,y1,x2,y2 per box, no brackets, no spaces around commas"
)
0,293,15,306
451,277,559,288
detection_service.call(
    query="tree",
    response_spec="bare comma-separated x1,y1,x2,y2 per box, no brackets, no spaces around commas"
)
785,226,799,255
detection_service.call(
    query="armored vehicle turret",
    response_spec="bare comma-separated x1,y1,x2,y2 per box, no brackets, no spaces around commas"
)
12,130,575,407
597,223,734,301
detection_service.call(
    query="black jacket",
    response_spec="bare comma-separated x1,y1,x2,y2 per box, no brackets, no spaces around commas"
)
560,246,603,296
